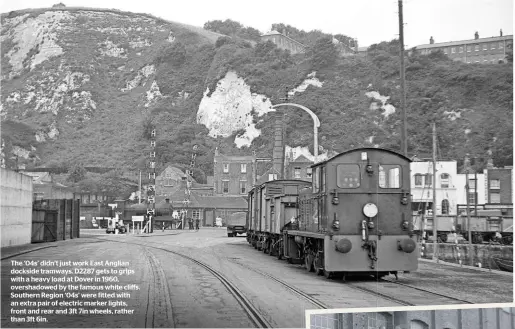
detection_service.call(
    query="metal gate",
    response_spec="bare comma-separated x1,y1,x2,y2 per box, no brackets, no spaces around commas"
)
32,199,80,243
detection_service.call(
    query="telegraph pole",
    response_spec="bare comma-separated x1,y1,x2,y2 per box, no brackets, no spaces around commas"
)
432,123,438,260
398,0,408,156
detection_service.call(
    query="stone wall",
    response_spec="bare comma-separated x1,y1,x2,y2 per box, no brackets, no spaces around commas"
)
1,169,33,247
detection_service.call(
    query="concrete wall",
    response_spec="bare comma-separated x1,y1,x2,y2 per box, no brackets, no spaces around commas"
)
1,169,33,247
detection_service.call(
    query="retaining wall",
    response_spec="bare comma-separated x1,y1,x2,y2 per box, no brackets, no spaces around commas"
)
1,169,33,247
421,242,513,269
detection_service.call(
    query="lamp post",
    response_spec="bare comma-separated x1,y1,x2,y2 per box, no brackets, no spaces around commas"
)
271,103,320,163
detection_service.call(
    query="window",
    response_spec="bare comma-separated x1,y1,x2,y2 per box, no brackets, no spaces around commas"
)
414,174,423,186
240,181,247,194
490,191,501,203
424,174,433,187
459,46,463,53
306,167,312,178
490,179,501,189
410,320,429,329
222,180,229,193
468,192,477,204
475,45,479,51
313,167,320,192
467,46,471,52
443,48,448,54
499,42,504,49
468,178,476,189
223,163,229,173
192,209,200,220
337,164,360,188
492,43,496,50
483,44,488,50
367,313,390,329
294,167,301,179
442,199,450,214
451,47,456,53
440,173,450,188
268,173,278,181
379,165,401,188
241,163,246,173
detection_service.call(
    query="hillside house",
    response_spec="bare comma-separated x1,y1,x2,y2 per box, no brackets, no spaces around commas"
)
260,30,306,54
412,31,513,64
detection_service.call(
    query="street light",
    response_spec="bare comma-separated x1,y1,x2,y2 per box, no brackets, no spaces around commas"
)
271,103,320,163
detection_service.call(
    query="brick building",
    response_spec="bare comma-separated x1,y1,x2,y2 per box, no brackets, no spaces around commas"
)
260,30,306,54
285,154,313,181
484,159,513,204
213,149,256,196
310,307,515,329
413,30,513,64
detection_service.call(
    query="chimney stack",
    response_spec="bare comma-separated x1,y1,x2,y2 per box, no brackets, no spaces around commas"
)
272,110,285,179
165,198,170,204
474,31,479,40
500,29,503,37
487,158,495,169
430,36,434,44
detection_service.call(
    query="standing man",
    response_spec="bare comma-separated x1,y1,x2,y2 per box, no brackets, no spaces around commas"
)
195,218,200,231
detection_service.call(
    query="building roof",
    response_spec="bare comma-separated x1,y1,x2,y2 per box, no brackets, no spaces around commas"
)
415,35,513,49
260,30,306,48
291,155,312,163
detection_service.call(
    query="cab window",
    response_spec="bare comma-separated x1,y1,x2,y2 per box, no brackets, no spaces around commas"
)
379,164,401,188
313,167,320,193
336,164,360,188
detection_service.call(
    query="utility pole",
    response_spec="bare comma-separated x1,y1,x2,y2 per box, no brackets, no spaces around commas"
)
432,123,438,260
464,154,473,253
138,170,142,204
398,0,408,156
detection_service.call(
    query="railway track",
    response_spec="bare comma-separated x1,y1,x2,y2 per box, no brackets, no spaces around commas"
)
226,257,329,309
93,238,273,328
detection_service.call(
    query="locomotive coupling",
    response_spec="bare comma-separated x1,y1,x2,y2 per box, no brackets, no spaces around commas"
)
397,238,417,253
335,238,352,253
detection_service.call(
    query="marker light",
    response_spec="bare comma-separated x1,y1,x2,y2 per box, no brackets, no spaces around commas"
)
363,203,378,218
361,152,367,161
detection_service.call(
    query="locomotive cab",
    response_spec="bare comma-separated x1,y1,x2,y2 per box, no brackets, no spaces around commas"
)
289,148,419,278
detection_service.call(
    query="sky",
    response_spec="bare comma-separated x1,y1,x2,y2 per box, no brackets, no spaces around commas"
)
1,0,513,47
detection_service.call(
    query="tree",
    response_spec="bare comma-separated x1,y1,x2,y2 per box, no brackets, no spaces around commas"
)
67,163,87,183
142,117,155,140
310,36,338,70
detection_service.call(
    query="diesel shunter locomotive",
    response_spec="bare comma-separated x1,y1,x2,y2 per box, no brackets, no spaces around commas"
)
246,147,419,280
